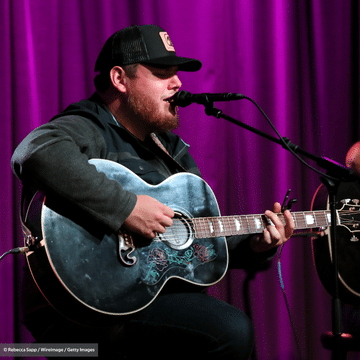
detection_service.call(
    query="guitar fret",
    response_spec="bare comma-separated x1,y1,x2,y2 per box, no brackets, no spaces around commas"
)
291,210,334,229
208,219,214,234
309,212,317,227
234,218,241,231
193,209,335,239
246,215,256,233
194,218,212,238
245,216,251,234
253,215,264,232
209,218,218,236
294,212,306,229
217,218,224,233
293,213,298,229
222,217,233,236
228,216,242,236
327,212,332,225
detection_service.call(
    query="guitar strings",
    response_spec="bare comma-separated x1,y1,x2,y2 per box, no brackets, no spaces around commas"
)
158,209,360,244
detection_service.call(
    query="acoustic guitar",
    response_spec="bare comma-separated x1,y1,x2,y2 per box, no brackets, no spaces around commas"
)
311,181,360,306
22,159,360,323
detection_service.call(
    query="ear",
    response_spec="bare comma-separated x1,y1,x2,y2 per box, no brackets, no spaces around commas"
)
109,66,128,93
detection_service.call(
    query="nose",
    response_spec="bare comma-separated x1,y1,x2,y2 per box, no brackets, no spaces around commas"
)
169,74,182,90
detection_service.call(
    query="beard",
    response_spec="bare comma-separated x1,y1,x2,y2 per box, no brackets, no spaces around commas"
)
125,91,179,134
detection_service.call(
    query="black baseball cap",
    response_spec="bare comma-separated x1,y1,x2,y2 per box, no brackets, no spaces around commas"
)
95,25,202,73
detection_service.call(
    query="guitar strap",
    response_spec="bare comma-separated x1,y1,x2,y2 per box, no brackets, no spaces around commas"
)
150,133,170,155
150,133,188,173
111,111,187,173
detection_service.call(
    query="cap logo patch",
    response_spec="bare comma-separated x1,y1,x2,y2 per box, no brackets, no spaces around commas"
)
159,32,175,52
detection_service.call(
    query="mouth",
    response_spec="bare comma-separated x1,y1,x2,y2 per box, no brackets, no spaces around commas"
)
164,94,176,103
164,95,177,113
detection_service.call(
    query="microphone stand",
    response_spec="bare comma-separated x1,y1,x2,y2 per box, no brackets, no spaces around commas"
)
201,100,355,359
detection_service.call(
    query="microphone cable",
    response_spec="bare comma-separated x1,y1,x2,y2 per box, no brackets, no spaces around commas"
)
239,95,348,183
277,243,306,360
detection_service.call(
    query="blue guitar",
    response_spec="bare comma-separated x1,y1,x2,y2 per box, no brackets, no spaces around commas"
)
23,159,350,323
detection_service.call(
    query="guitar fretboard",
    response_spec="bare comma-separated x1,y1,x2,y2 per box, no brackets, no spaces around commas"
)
192,210,335,238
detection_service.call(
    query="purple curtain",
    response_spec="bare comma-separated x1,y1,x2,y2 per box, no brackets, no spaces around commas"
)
1,1,359,359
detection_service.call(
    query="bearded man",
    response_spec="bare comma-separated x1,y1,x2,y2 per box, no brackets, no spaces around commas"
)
12,25,294,360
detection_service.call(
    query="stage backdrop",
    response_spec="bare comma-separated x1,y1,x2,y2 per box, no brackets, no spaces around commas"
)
1,1,359,359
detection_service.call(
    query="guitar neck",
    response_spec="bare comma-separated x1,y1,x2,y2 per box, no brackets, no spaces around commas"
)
193,210,336,238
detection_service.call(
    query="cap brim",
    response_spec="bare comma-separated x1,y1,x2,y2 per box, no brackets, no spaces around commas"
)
141,56,202,72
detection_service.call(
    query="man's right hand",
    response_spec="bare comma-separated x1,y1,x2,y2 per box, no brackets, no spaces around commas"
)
122,195,174,239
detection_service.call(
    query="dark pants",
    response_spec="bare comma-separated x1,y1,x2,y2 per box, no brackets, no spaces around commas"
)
342,303,360,337
25,292,254,360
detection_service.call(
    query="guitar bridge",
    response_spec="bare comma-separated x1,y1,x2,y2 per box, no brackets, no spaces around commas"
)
118,230,137,266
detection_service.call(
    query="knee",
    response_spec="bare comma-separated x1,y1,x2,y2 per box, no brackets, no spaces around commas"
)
218,310,254,360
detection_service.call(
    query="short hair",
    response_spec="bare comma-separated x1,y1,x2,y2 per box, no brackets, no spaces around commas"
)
94,63,139,92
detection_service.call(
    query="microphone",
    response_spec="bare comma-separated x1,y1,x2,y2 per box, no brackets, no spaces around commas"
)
170,90,245,107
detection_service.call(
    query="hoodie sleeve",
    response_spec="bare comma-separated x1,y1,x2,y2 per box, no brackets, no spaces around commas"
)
11,115,137,232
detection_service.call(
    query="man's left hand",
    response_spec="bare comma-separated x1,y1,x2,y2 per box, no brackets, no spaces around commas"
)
250,202,295,253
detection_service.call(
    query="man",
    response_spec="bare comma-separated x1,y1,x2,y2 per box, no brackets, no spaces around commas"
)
12,25,294,359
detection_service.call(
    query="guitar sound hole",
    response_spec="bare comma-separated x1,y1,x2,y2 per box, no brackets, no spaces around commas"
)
158,212,194,250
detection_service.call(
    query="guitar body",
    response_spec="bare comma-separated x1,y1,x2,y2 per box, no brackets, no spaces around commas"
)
24,159,228,323
27,158,360,322
311,181,360,305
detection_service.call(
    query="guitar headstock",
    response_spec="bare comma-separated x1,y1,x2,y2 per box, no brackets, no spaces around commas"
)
341,198,360,206
338,198,360,237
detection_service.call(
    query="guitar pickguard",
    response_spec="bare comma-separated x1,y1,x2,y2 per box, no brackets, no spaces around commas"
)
140,241,217,285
